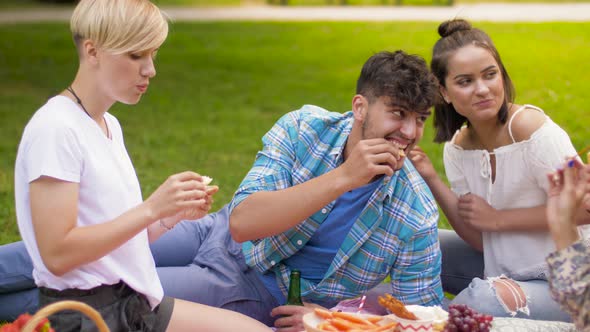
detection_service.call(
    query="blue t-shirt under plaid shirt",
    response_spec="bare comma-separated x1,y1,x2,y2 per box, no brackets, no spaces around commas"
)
229,105,443,307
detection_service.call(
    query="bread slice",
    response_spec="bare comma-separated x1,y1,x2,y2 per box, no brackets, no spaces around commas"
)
202,176,213,185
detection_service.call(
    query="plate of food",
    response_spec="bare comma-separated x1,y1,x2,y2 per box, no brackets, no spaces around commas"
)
303,308,397,332
378,294,448,332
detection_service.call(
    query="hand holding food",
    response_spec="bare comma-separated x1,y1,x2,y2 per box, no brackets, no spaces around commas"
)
145,172,218,225
340,138,405,189
546,158,587,249
584,152,590,211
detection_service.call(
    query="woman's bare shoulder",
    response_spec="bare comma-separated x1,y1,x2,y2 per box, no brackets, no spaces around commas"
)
509,105,547,143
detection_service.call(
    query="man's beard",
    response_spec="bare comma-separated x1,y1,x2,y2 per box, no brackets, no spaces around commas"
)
361,112,374,140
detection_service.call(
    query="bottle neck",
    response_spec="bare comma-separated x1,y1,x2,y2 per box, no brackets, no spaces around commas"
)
286,271,303,306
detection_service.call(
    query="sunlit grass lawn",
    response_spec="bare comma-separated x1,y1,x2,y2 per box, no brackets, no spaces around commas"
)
1,21,589,244
1,0,589,8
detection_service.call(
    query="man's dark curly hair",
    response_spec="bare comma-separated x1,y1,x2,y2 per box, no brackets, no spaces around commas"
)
356,50,438,112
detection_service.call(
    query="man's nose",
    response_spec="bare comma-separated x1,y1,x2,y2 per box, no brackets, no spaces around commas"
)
400,118,416,139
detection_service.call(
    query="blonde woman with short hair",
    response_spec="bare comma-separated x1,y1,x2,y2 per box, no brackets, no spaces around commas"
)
14,0,271,331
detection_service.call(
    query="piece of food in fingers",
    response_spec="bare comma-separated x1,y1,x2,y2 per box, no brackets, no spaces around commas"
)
202,176,218,196
389,140,406,158
202,175,213,185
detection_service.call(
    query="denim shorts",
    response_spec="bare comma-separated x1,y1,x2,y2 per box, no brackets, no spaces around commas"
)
39,282,174,332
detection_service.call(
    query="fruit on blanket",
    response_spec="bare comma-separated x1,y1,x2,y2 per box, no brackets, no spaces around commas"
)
443,304,493,332
0,325,18,332
13,314,33,329
0,313,55,332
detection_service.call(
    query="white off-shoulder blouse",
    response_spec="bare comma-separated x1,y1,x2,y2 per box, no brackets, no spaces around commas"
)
443,104,586,279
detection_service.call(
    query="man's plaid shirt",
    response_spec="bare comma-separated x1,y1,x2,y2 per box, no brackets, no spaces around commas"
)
229,105,442,307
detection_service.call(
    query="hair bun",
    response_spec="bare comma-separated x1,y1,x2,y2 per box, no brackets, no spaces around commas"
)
438,19,472,38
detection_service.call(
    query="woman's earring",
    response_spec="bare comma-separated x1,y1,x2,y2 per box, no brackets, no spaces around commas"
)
440,92,451,104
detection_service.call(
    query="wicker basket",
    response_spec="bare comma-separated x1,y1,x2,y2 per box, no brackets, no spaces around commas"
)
22,300,110,332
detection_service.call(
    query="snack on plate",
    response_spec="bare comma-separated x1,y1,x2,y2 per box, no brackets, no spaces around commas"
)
309,308,397,332
403,305,449,332
377,294,418,320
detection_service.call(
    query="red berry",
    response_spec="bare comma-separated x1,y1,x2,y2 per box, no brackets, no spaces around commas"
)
0,323,20,332
36,318,52,332
14,313,32,328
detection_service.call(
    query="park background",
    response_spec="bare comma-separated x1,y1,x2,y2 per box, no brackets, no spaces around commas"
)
0,0,589,245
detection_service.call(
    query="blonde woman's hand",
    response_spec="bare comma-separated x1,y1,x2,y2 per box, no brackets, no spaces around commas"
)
144,171,216,222
175,184,219,222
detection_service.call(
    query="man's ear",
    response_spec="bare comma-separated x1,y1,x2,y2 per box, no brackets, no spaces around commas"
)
439,86,451,104
352,95,368,121
80,39,99,65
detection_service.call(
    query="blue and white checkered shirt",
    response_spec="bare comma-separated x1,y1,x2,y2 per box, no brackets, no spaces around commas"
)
229,105,442,307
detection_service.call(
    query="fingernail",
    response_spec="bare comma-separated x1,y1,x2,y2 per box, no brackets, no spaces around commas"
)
568,160,575,168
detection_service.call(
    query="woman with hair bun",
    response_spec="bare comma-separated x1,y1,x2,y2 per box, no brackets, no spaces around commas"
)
409,18,590,321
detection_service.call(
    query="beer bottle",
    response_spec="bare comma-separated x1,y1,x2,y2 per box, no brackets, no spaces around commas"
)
286,269,304,306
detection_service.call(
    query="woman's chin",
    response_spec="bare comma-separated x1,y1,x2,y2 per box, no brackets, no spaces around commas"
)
118,95,143,105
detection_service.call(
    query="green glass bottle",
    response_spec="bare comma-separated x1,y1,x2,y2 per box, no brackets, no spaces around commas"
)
286,269,304,306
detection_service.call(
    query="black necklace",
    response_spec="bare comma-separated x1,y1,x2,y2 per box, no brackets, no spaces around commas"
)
66,86,110,138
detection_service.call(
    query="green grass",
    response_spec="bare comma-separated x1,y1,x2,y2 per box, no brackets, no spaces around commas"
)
0,0,70,9
0,0,243,8
1,21,589,245
152,0,245,6
1,0,589,8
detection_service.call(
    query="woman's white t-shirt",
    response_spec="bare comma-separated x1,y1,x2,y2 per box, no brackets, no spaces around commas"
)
14,96,163,308
443,105,586,280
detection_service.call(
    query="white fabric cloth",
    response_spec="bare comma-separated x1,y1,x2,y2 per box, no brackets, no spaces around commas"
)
443,104,584,279
14,95,163,308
